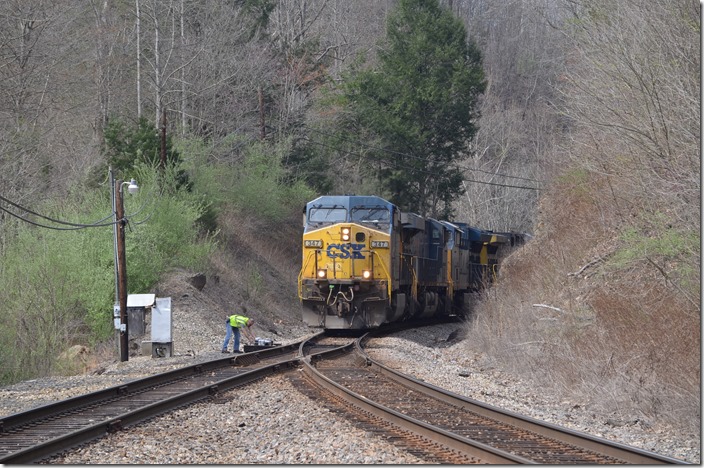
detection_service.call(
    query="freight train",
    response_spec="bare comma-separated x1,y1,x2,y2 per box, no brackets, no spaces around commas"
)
298,195,525,329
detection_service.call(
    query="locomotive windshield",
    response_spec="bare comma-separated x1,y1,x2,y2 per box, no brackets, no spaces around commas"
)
350,206,391,229
308,206,347,226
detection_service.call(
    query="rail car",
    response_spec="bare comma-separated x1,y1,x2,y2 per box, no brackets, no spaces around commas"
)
298,195,525,329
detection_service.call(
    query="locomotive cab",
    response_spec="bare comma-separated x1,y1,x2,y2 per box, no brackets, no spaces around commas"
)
298,196,401,329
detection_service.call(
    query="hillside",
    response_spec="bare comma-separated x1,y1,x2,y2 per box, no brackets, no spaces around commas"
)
0,0,696,449
133,194,699,443
37,194,697,463
152,207,312,350
464,174,700,436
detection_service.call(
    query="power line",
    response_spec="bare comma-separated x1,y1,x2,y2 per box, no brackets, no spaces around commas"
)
270,116,544,185
299,136,540,191
0,181,160,230
0,194,116,228
129,187,163,226
457,162,542,184
0,204,115,231
317,128,543,184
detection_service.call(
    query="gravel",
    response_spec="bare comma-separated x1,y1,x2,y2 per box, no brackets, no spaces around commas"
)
1,313,699,464
364,325,700,464
39,376,427,465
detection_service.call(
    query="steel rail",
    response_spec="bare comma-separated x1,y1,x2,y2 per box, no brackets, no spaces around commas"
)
300,346,532,464
1,362,298,464
357,332,688,465
1,338,307,434
0,338,314,464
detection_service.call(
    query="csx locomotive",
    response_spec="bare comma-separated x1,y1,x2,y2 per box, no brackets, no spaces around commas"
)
298,195,524,329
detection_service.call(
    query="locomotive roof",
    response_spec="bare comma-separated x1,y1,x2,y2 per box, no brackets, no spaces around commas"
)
438,220,462,230
307,195,395,210
455,222,493,242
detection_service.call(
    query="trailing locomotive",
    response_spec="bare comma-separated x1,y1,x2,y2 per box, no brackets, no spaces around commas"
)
298,195,524,329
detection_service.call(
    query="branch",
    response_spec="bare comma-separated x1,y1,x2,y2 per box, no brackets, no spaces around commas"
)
508,340,549,348
532,304,564,313
568,256,605,277
645,256,699,311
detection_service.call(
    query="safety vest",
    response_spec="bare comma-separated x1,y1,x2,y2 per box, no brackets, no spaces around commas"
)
229,314,249,328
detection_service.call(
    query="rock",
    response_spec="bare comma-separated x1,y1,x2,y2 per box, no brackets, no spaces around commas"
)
57,345,91,373
60,345,90,361
446,329,459,342
189,273,207,291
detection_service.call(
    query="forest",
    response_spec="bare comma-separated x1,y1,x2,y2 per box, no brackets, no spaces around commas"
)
0,0,699,435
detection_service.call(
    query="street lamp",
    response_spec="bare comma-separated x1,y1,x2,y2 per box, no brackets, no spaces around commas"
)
126,179,139,194
110,168,139,362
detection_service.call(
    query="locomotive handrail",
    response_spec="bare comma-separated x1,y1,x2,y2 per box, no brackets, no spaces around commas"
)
400,254,419,302
447,251,454,297
368,250,392,300
298,250,318,300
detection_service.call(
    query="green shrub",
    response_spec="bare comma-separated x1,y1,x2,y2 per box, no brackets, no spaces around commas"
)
0,164,215,384
178,136,315,223
230,140,315,221
611,226,699,266
0,132,316,384
609,224,700,299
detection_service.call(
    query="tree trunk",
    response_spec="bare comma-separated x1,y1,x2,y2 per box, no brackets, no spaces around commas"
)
136,0,142,119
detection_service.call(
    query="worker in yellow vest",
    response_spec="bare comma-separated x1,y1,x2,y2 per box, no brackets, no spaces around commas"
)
222,307,255,353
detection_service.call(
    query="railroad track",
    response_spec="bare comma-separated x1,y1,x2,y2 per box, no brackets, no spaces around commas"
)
1,326,689,464
294,331,688,464
0,334,340,464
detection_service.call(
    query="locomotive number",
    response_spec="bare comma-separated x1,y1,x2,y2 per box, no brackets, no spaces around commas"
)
304,239,323,248
370,241,389,248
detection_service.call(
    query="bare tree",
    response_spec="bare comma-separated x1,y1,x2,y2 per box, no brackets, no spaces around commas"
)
0,1,101,202
90,0,135,145
136,0,142,119
136,0,208,130
558,0,699,229
448,0,567,232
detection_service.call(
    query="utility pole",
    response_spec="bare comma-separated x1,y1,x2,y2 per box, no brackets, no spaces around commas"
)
110,168,119,308
258,86,266,140
160,110,167,171
115,179,129,362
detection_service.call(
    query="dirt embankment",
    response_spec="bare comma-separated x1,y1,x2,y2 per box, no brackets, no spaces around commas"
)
162,209,311,344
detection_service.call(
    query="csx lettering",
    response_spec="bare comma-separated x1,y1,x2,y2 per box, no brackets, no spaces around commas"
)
327,243,365,259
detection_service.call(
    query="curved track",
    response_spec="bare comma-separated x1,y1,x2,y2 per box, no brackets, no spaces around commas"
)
0,326,689,464
0,336,328,464
295,330,688,464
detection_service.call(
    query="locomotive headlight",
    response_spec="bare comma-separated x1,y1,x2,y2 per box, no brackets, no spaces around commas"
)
341,227,351,241
316,269,327,279
362,269,372,279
